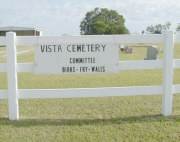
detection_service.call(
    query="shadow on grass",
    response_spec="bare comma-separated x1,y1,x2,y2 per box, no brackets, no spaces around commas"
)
0,114,180,127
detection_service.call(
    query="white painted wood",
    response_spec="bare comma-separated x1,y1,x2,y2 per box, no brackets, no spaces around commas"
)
0,60,172,72
34,42,119,74
2,83,180,100
6,34,180,47
112,34,164,44
162,31,174,116
119,60,162,70
6,32,19,120
16,36,38,46
15,34,163,46
0,59,178,73
0,60,165,73
17,63,34,72
18,85,162,99
1,33,180,120
2,60,165,73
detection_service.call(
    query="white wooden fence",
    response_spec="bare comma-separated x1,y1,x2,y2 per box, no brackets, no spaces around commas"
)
0,32,180,120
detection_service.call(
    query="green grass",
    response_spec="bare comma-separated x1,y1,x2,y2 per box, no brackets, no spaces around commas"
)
0,45,180,142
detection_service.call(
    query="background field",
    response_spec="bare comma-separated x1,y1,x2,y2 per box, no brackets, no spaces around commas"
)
0,44,180,142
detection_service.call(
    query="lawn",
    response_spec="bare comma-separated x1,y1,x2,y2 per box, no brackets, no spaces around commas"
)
0,44,180,142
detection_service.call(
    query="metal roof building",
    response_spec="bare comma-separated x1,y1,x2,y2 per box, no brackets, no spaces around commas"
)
0,26,42,36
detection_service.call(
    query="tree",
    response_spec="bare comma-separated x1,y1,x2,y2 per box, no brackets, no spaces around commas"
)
146,22,171,34
80,8,129,35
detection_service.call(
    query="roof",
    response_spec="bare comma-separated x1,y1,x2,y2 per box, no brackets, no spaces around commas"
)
0,26,40,31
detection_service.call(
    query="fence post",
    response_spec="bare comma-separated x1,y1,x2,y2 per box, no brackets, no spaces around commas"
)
6,32,19,120
162,31,174,116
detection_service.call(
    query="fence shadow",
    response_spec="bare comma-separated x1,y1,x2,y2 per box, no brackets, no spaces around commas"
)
0,114,180,127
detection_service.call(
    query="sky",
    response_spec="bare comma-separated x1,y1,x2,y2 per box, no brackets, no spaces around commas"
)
0,0,179,35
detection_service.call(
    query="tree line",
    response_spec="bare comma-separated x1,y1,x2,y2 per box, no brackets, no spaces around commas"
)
80,8,179,35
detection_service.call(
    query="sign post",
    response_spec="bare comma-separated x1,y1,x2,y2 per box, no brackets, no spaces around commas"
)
6,32,19,120
162,31,174,116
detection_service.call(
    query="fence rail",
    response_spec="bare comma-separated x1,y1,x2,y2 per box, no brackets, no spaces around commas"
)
1,59,180,73
1,33,180,46
0,85,180,100
0,32,180,120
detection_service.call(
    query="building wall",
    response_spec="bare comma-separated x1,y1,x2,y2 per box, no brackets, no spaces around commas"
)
0,30,40,36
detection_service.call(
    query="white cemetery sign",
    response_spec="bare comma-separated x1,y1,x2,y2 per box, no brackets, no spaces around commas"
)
34,37,119,74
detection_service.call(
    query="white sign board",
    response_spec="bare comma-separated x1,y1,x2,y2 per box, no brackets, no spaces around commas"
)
34,36,119,74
